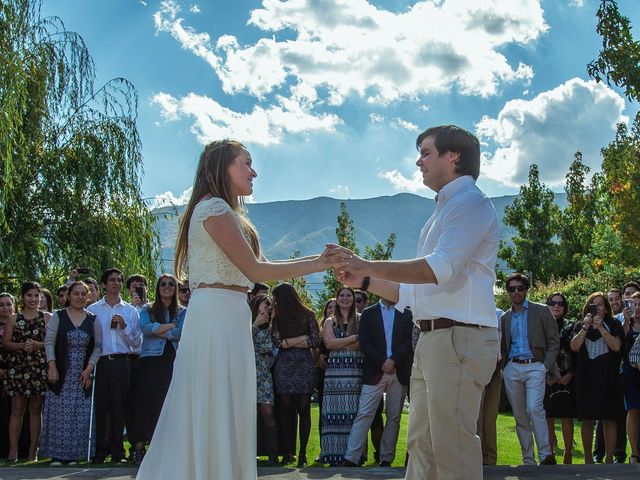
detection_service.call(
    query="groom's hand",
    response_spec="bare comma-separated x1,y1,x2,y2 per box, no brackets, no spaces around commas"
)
325,244,369,276
334,268,364,289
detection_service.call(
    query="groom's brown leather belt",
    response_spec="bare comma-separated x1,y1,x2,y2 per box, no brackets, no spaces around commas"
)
419,318,481,332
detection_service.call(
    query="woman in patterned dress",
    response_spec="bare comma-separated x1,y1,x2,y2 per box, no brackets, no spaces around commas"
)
40,281,102,464
249,294,278,465
271,283,320,467
570,291,623,464
319,286,363,466
2,281,51,461
0,293,17,458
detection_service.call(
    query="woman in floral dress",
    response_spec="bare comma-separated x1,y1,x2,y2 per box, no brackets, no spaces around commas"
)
3,282,51,461
250,294,277,465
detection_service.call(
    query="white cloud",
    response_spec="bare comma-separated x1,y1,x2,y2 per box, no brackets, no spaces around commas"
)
329,184,351,196
379,169,428,193
154,0,546,106
151,186,193,209
151,91,342,146
189,4,200,13
391,117,419,132
570,0,585,7
476,78,627,187
369,113,384,123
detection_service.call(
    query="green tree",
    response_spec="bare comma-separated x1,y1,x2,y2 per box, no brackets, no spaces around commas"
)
498,164,560,284
588,0,640,103
0,0,159,291
597,116,640,263
555,152,598,276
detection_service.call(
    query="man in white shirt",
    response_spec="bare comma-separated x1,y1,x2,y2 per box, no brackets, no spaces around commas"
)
327,124,500,480
88,268,141,463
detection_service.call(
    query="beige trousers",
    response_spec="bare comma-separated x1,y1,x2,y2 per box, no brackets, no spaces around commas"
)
405,326,498,480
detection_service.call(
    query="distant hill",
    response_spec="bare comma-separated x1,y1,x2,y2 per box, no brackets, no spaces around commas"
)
153,192,567,293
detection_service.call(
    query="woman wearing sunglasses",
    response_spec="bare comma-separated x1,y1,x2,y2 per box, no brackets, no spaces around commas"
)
133,274,185,465
249,294,278,465
543,292,576,464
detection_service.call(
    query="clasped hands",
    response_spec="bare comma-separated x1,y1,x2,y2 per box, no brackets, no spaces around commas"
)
320,244,369,288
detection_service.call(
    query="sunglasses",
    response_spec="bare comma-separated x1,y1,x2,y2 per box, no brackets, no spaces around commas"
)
548,300,565,307
160,281,175,288
506,285,527,293
179,288,190,293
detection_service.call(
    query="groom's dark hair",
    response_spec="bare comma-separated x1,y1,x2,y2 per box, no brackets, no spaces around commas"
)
416,125,480,180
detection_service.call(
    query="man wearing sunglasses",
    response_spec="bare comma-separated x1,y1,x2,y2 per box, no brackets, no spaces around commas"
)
501,272,559,466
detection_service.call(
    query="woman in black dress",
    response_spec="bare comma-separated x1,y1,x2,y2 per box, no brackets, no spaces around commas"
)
271,283,319,467
543,292,576,464
570,291,623,464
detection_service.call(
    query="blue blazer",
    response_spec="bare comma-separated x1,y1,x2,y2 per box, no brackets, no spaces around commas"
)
359,302,414,386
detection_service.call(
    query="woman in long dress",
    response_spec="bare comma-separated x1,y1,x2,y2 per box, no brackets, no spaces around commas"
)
136,140,332,480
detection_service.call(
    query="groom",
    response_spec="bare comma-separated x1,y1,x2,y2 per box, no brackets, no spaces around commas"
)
327,125,500,480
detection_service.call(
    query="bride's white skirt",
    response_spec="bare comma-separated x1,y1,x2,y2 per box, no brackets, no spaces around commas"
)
136,288,257,480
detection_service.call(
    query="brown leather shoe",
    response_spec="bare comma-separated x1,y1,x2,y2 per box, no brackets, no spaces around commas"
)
338,459,359,467
540,455,557,465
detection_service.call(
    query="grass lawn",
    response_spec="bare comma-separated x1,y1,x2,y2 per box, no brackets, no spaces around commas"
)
260,404,625,467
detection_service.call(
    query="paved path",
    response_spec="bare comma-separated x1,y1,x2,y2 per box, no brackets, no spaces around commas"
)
0,465,639,480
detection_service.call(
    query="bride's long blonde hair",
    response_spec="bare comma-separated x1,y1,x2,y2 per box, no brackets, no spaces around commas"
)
174,140,260,282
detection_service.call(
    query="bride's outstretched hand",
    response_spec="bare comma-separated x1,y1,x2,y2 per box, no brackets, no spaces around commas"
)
324,243,369,276
334,269,364,289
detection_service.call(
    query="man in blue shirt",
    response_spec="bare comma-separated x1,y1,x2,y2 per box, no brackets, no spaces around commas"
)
501,273,559,466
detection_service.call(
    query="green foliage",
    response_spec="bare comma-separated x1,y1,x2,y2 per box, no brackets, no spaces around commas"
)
498,164,560,284
0,0,159,292
588,0,640,103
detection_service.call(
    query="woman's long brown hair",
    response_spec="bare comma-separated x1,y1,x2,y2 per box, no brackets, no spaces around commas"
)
174,140,261,282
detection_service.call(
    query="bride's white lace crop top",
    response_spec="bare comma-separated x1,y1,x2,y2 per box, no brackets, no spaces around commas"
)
188,197,254,290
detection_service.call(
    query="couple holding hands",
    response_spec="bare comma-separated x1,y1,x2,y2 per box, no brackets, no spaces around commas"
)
137,124,500,480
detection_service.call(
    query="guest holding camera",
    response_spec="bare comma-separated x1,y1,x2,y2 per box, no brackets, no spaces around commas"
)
622,292,640,463
40,281,102,464
570,292,623,463
3,282,51,461
249,294,278,465
132,274,185,465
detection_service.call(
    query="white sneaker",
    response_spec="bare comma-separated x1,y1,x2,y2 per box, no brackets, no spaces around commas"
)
50,461,62,466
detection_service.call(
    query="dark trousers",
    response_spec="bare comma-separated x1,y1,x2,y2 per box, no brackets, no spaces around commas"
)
125,354,140,447
95,355,130,461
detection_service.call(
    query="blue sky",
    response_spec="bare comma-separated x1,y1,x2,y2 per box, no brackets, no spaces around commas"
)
42,0,640,206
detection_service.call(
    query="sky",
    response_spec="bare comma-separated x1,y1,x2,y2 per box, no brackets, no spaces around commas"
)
42,0,640,207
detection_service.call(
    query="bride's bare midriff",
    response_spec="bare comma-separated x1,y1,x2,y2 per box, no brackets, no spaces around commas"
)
196,283,248,294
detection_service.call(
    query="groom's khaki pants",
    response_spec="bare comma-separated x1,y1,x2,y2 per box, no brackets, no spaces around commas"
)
405,325,498,480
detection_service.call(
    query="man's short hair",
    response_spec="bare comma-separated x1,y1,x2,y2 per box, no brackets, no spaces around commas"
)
100,268,123,285
126,274,148,289
56,285,68,296
84,277,99,290
608,288,622,296
354,290,367,300
623,281,640,293
416,125,480,180
505,272,530,290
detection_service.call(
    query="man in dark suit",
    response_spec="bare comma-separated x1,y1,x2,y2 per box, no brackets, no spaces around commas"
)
501,272,559,466
340,298,414,467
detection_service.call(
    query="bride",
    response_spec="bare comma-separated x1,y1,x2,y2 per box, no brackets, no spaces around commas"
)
136,140,333,480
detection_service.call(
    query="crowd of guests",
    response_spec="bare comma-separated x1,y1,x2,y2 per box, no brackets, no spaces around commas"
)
478,274,640,466
0,268,190,465
1,268,640,468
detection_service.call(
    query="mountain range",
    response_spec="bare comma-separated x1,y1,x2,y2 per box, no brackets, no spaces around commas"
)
152,192,567,294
